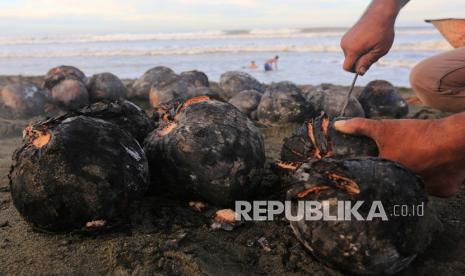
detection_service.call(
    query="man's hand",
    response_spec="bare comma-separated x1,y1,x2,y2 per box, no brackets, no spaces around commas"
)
334,117,465,197
341,0,402,75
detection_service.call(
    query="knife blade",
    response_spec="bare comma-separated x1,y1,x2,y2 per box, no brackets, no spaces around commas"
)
340,73,359,117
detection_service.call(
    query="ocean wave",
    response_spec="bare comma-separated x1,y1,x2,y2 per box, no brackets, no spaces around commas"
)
0,27,437,46
0,40,450,59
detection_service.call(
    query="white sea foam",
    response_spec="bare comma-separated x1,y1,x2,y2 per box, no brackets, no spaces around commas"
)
0,26,451,87
0,27,437,46
0,40,451,59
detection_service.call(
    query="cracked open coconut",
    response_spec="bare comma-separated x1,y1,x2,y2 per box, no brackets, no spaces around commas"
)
286,158,441,275
9,115,149,231
144,96,265,206
280,113,378,164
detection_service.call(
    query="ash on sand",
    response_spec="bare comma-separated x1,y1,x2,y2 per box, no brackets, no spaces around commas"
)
0,75,464,275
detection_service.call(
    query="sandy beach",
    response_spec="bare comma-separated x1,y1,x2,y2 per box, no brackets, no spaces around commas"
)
0,75,464,275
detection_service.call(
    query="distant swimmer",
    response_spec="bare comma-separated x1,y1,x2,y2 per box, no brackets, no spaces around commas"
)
264,56,279,71
249,61,258,69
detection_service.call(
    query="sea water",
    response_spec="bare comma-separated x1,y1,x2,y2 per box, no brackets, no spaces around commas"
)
0,27,451,87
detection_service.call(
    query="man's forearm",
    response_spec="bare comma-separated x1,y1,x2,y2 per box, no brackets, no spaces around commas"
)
362,0,407,25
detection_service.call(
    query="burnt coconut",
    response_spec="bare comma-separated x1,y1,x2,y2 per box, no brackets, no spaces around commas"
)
0,83,48,119
9,115,149,231
149,75,219,112
87,73,128,103
75,100,154,144
286,158,440,275
149,75,192,109
43,65,87,91
228,90,262,119
257,81,313,125
219,71,264,100
144,96,265,206
180,70,210,87
51,79,89,110
308,89,365,118
359,80,409,119
130,66,177,100
280,113,378,164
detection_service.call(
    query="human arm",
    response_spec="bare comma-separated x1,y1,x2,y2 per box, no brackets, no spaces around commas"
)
334,112,465,197
340,0,409,75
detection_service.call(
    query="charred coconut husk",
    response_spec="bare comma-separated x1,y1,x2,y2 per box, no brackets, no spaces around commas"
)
228,90,262,119
149,76,220,111
314,89,365,118
0,83,48,119
144,97,265,206
87,73,128,103
9,115,149,231
286,158,440,275
76,100,154,144
359,80,409,119
280,113,378,164
149,76,193,109
180,70,210,87
51,79,89,110
219,71,264,100
130,66,177,100
43,65,87,91
257,81,314,125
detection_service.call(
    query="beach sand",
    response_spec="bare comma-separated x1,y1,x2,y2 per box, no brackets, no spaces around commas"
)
0,76,464,275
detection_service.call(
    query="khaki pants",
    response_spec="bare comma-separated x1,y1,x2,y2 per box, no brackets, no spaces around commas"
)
410,47,465,113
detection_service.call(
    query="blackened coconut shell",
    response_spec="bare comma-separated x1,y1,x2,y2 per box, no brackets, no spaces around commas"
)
306,89,365,118
0,83,48,119
281,113,378,163
43,65,87,91
219,71,264,100
130,66,177,100
149,76,220,110
9,115,149,231
359,80,409,119
51,79,89,110
87,73,128,103
287,158,440,275
228,90,262,118
149,76,192,109
180,70,210,87
76,100,154,144
257,81,314,125
144,99,265,206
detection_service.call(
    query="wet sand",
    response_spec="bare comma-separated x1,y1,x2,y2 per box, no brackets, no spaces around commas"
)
0,76,464,275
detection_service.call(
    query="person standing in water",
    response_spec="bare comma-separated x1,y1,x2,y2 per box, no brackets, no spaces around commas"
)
249,61,258,69
264,56,279,71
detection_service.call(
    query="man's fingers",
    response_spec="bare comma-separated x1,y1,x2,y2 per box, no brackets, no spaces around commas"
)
342,53,359,73
355,51,383,75
333,118,383,139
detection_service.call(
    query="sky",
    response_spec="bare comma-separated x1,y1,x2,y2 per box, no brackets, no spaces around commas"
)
0,0,464,35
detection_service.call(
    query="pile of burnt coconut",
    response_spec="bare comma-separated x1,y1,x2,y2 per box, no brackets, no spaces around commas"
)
277,113,440,275
7,65,435,275
0,65,131,122
221,72,409,125
43,65,128,111
8,66,267,231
